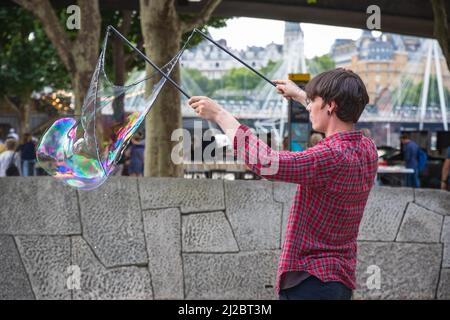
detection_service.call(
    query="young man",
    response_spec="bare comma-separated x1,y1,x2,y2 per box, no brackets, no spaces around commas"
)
188,68,378,300
400,133,420,188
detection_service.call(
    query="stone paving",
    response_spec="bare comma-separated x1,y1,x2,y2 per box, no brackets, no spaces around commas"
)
0,177,449,299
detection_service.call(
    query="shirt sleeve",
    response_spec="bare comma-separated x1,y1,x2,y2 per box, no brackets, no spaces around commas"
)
447,146,450,159
233,124,336,187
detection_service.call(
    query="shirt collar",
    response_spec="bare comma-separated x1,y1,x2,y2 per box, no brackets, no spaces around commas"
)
321,130,363,144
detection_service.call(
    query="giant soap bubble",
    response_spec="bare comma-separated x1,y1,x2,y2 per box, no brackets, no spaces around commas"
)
37,26,275,191
36,26,185,190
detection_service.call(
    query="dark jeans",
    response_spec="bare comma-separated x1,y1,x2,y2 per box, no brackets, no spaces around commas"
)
406,169,420,188
279,276,352,300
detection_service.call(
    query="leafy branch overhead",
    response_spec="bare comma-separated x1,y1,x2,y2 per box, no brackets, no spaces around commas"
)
13,0,102,114
179,0,223,33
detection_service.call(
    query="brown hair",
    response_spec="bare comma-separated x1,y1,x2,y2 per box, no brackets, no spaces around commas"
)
305,68,369,123
5,138,17,151
23,133,32,144
400,133,410,140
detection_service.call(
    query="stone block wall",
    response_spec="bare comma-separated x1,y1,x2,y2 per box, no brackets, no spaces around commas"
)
0,177,448,299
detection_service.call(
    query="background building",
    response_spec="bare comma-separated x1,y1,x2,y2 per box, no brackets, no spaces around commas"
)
180,22,305,79
330,31,450,104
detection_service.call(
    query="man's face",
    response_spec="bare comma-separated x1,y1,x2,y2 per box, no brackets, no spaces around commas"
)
306,96,329,133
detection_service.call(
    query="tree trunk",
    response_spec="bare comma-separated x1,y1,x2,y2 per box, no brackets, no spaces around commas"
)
18,97,31,139
146,64,183,177
71,0,101,115
139,0,222,177
72,70,93,116
140,0,183,177
111,11,132,124
431,0,450,70
4,95,31,140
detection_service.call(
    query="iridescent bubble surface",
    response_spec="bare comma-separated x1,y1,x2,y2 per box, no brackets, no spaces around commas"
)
36,29,181,190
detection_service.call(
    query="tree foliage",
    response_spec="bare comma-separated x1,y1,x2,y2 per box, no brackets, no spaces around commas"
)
0,6,69,98
393,76,450,106
183,60,277,96
306,54,335,75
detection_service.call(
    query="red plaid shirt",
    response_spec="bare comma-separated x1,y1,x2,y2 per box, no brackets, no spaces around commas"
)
233,124,378,293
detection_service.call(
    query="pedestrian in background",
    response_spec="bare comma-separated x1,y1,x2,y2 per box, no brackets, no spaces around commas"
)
0,138,21,176
309,132,324,148
400,133,420,188
127,132,145,177
6,128,19,141
0,140,5,154
18,133,36,176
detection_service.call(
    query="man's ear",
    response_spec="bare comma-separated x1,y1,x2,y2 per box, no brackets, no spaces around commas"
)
329,101,338,114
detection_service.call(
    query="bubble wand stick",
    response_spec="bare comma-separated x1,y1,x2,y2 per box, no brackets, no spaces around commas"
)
107,25,192,99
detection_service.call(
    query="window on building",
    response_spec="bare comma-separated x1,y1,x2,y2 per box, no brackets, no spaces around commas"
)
215,62,220,68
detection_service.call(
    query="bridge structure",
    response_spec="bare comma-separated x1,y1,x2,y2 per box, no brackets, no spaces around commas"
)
178,34,450,149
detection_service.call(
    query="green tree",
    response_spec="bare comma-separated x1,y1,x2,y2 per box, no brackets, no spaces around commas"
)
306,54,335,75
431,0,450,70
222,60,278,91
14,0,101,115
260,60,278,75
101,10,142,123
0,6,69,137
139,0,226,177
182,68,218,96
393,76,450,106
223,67,260,91
100,11,227,122
183,60,278,97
